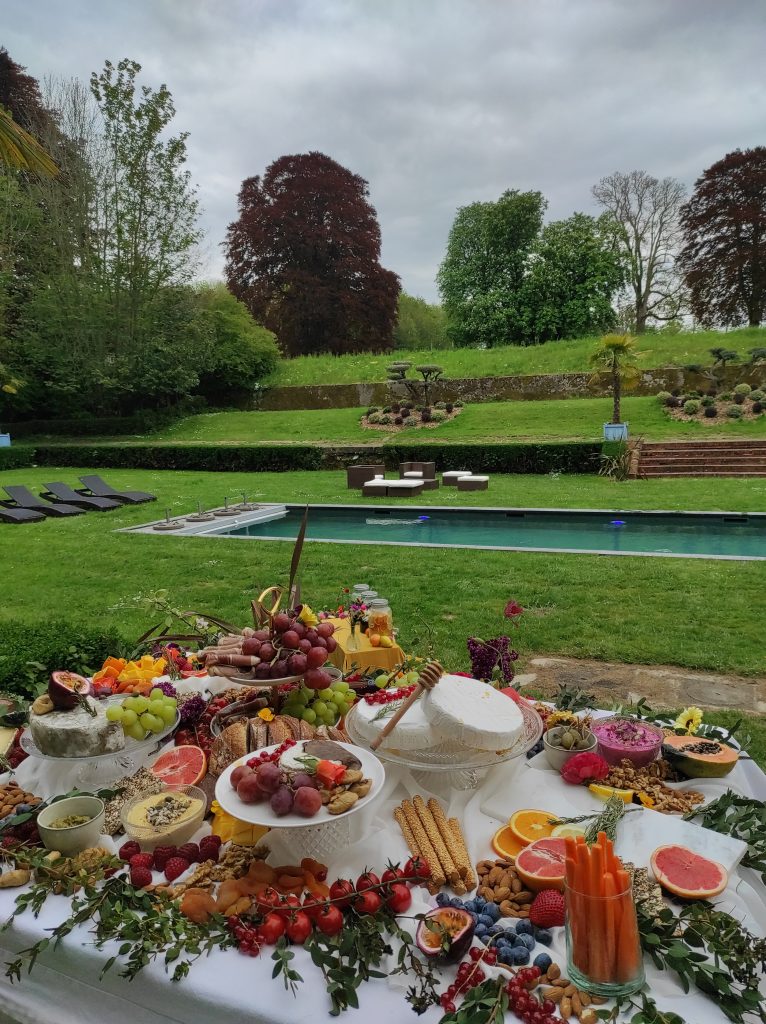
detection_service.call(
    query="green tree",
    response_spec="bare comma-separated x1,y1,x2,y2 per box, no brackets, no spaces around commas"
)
194,283,279,404
393,292,449,349
516,213,624,344
437,189,546,348
590,334,641,424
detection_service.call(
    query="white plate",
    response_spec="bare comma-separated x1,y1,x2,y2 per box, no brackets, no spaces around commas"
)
214,740,385,828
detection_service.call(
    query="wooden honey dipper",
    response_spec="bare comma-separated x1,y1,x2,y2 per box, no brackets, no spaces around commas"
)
370,660,443,751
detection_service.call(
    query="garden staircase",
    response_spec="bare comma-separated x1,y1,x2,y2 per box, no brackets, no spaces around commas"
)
635,439,766,477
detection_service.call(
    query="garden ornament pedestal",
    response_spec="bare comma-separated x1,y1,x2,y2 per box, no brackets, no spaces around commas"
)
0,433,10,447
603,422,628,441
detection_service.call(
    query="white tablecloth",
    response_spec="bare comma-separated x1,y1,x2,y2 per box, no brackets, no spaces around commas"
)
0,712,764,1024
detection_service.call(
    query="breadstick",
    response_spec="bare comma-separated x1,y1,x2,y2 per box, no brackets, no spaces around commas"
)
413,796,459,885
393,807,419,858
428,798,469,880
448,817,477,891
399,800,446,888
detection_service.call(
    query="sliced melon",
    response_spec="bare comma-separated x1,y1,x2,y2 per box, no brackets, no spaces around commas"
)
662,734,738,778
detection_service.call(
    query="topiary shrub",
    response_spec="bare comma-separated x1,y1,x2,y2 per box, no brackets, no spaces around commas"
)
379,414,392,425
403,416,418,427
367,412,382,424
719,392,732,401
686,390,701,399
705,388,718,397
748,389,764,402
431,409,447,422
394,416,403,426
734,383,752,395
434,401,446,410
445,402,454,413
656,391,672,404
421,406,432,416
382,406,392,414
420,410,432,423
752,401,763,415
665,396,680,408
671,389,681,397
367,407,379,415
683,399,700,415
727,405,743,418
734,392,746,404
390,402,401,413
701,396,716,408
454,400,464,407
704,405,718,418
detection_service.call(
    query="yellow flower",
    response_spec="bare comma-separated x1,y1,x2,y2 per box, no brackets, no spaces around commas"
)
674,706,703,734
257,708,275,722
637,791,655,808
298,604,319,628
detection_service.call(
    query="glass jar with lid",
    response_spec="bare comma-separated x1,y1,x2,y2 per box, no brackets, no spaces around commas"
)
368,598,393,638
351,584,370,597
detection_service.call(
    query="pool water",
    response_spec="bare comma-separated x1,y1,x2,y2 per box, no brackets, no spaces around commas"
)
222,505,766,559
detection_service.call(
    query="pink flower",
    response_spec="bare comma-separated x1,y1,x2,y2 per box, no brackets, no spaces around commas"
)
504,600,524,620
560,752,610,785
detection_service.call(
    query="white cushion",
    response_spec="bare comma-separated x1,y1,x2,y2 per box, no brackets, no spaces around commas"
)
443,471,471,480
403,471,423,478
364,480,389,489
389,479,424,489
461,475,489,482
373,474,384,479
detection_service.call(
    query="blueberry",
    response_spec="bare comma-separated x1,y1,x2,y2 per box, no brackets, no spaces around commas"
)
449,897,465,909
483,902,500,922
474,897,486,910
477,914,495,928
463,900,478,913
15,803,31,814
515,919,534,936
533,952,553,973
535,928,553,946
496,937,512,951
515,933,535,951
498,948,515,965
488,923,505,936
435,892,449,907
474,924,488,938
511,946,531,965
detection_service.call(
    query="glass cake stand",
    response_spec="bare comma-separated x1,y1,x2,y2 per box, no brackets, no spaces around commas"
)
20,698,180,785
344,699,543,790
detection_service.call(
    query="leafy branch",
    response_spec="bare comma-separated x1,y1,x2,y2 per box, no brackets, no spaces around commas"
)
685,790,766,883
438,977,507,1024
595,992,687,1023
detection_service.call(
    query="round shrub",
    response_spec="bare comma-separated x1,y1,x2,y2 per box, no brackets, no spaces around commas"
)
367,412,381,424
704,405,718,418
734,383,752,395
379,414,392,425
727,405,743,419
686,390,701,399
366,407,379,415
683,399,700,415
656,391,672,404
671,389,681,397
445,402,454,413
421,406,432,415
748,389,764,402
454,400,464,407
420,410,432,423
665,396,680,408
390,402,401,412
394,415,403,426
734,392,746,404
382,406,392,414
705,388,718,397
403,416,418,427
434,401,446,410
431,409,447,422
753,401,763,415
701,396,716,407
719,391,732,401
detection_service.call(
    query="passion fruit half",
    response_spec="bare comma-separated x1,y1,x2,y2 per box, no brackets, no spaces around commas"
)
48,671,93,711
415,907,475,964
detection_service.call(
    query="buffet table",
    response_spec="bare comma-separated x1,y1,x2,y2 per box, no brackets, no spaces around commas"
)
0,704,763,1024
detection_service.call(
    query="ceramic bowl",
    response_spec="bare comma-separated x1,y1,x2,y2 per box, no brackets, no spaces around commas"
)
37,795,105,856
543,726,597,771
120,784,206,851
592,715,664,767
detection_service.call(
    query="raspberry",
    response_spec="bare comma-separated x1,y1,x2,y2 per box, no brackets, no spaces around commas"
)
129,852,155,871
130,866,153,889
177,842,200,863
118,840,141,861
164,856,191,882
528,889,565,929
199,837,220,862
153,845,177,871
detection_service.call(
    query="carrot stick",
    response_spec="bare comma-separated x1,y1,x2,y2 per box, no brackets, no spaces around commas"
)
572,843,591,975
588,843,607,981
602,872,618,983
614,868,641,983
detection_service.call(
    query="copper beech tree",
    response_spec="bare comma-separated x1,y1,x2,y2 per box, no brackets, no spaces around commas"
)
680,146,766,328
225,152,400,356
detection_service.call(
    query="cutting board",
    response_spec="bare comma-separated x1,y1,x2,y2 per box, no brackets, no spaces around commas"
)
479,761,748,874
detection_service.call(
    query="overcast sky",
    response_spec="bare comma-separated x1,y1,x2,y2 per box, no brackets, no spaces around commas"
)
4,0,765,300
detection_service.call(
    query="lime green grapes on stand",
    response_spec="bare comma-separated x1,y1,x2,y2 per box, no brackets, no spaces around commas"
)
106,687,178,741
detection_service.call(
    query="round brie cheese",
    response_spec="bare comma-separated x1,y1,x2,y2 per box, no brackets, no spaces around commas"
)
422,674,523,751
29,698,125,759
352,695,446,751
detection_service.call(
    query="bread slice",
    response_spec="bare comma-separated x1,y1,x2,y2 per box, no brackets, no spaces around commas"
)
298,719,315,741
280,715,303,740
267,716,292,746
249,720,269,751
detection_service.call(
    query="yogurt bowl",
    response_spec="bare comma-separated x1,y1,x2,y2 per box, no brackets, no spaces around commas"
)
592,716,664,767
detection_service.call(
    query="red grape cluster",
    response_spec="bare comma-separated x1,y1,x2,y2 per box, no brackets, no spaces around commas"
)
243,614,338,690
363,685,416,705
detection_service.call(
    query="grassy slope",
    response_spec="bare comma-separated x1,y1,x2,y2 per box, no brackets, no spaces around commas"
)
1,467,764,678
118,397,766,445
265,327,766,386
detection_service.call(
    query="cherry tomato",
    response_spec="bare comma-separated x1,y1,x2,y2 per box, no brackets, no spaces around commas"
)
302,896,323,921
385,882,412,914
285,911,312,944
275,894,302,918
329,879,355,908
315,904,344,936
255,887,281,914
381,866,404,885
402,856,431,881
259,912,286,944
354,890,382,915
355,871,381,892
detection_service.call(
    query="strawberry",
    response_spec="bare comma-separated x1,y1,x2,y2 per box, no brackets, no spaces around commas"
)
129,852,155,871
164,856,191,882
177,842,200,863
118,840,141,861
130,866,153,889
153,845,178,871
529,889,565,929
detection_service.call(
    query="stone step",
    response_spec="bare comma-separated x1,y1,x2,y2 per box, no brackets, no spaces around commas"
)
641,469,766,477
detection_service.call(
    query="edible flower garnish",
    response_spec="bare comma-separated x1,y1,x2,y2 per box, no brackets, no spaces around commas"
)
561,752,610,785
257,708,274,722
674,706,703,734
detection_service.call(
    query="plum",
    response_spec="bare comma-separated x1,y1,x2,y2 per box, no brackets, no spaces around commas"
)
293,786,322,818
231,765,253,789
270,785,294,816
237,774,264,804
255,762,281,794
290,771,317,790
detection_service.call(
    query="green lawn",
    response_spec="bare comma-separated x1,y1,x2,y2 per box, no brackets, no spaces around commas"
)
1,467,764,680
265,327,766,386
115,396,766,446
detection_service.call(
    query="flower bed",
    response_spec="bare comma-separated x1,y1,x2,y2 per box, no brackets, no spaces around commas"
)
361,401,463,431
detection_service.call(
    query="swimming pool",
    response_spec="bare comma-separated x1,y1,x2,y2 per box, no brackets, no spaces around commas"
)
172,504,766,560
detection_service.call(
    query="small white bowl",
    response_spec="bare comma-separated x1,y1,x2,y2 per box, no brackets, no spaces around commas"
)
120,785,206,851
37,796,105,856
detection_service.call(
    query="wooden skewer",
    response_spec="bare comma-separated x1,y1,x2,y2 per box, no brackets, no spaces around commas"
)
370,661,443,751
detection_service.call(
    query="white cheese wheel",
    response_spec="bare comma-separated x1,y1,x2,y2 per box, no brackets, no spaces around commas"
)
422,674,523,751
30,698,125,758
352,695,446,751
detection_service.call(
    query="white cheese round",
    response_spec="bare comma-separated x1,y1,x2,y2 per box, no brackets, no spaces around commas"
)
30,698,125,758
422,674,523,751
352,695,446,751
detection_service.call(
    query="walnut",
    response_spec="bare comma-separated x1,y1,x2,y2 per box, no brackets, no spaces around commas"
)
349,779,372,798
328,791,359,815
340,768,363,785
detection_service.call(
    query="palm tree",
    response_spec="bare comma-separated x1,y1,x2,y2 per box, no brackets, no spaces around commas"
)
590,334,641,425
0,104,57,176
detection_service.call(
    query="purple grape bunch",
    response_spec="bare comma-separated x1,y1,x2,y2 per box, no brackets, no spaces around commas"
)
467,635,518,684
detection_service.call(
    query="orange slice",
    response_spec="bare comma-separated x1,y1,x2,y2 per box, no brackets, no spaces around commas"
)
491,825,527,861
508,808,560,846
150,745,207,786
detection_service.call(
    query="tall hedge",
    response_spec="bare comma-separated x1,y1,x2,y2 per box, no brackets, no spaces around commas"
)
0,446,35,470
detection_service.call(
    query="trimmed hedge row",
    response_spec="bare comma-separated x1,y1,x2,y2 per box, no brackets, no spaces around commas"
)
27,441,602,475
0,445,36,470
2,399,207,439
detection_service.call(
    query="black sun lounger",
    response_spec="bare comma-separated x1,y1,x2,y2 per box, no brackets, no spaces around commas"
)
41,482,120,511
78,474,156,504
0,504,45,524
3,485,84,517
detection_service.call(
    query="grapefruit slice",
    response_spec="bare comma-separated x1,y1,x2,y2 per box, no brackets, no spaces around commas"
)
491,825,527,861
151,745,207,786
508,808,560,846
515,837,567,891
650,844,728,899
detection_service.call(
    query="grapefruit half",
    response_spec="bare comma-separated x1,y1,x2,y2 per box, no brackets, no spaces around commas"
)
515,837,567,891
150,745,207,786
650,844,728,899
